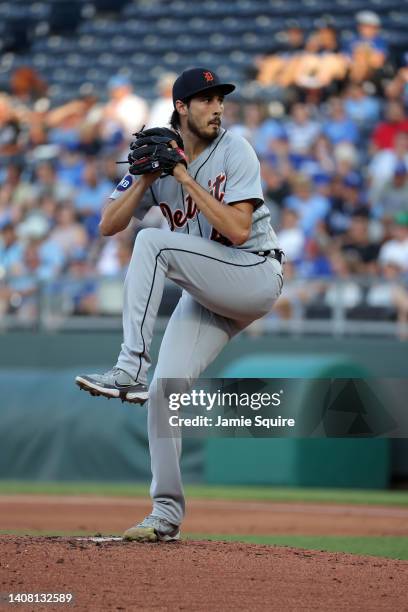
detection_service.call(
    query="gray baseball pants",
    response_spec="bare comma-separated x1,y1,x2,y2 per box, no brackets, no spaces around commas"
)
116,228,283,525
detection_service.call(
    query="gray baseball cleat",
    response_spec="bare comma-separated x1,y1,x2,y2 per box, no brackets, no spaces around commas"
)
75,367,148,404
123,515,180,542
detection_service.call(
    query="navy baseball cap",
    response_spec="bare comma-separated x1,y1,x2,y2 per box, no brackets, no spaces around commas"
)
172,67,235,107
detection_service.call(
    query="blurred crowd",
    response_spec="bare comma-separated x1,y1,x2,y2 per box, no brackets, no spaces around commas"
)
0,70,174,321
255,11,404,98
0,10,407,335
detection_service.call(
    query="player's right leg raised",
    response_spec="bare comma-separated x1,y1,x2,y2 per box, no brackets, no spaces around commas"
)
76,227,282,404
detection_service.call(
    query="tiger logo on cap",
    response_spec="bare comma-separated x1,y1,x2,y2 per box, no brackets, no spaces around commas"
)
203,71,214,82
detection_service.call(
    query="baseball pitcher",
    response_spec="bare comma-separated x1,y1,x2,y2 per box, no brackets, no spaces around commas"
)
76,68,284,542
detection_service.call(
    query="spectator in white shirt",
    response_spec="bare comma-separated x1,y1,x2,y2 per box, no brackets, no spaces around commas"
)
101,75,148,143
146,73,177,129
378,213,408,271
277,209,305,262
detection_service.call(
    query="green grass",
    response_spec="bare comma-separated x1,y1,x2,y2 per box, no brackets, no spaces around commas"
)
1,529,406,560
0,481,407,507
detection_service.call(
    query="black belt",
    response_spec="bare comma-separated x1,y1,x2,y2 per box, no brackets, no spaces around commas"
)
252,249,284,264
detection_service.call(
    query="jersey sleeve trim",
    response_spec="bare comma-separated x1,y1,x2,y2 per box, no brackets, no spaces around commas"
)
225,196,264,209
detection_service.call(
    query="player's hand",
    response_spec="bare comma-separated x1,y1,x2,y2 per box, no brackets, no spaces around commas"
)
172,161,190,184
168,139,190,184
139,171,162,187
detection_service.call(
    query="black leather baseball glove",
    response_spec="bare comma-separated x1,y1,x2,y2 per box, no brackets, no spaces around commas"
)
128,127,187,177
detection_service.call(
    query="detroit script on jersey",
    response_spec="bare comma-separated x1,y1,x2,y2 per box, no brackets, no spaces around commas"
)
110,129,279,252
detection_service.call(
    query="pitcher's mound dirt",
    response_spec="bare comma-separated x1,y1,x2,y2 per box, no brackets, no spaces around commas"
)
1,536,407,611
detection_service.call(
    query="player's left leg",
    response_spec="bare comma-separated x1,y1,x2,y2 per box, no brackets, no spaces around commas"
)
123,291,249,541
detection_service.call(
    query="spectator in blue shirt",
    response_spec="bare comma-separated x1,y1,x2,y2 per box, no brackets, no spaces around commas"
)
56,147,85,189
229,103,286,158
75,159,114,216
344,83,380,130
74,159,114,238
323,98,359,145
345,11,388,83
284,173,330,237
3,238,64,320
57,250,98,316
253,117,287,158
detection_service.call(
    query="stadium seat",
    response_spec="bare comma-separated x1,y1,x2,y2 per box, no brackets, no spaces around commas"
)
65,53,91,69
386,12,408,29
79,19,123,36
368,0,401,11
32,36,75,53
87,0,128,12
332,15,356,29
122,3,174,19
192,51,223,68
128,52,156,67
228,50,256,68
48,1,82,33
96,53,124,69
138,19,179,35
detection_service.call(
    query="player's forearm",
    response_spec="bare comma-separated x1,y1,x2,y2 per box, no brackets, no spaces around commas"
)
180,175,250,245
99,176,153,236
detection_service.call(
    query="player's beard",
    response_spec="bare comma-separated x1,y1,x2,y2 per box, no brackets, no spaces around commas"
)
187,115,220,143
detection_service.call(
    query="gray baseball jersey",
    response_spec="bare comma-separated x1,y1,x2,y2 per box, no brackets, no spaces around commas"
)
110,128,279,252
108,127,283,526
